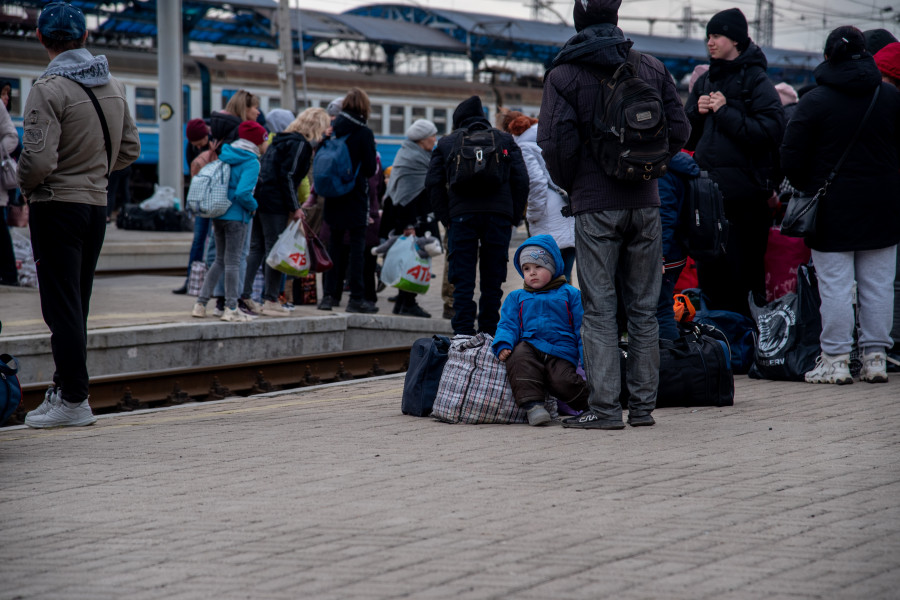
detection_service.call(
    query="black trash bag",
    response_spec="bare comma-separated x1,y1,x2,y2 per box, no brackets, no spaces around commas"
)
748,264,821,381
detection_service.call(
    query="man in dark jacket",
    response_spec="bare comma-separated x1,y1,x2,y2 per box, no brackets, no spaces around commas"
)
539,0,690,429
685,8,785,317
426,95,528,336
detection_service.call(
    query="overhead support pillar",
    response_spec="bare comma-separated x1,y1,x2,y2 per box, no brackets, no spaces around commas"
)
383,44,399,74
277,0,296,112
157,0,184,205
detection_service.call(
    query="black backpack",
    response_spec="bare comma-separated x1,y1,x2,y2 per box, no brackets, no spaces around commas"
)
590,49,670,182
680,170,729,261
446,124,509,192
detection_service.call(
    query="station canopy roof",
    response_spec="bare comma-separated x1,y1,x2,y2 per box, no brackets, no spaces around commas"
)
0,1,819,77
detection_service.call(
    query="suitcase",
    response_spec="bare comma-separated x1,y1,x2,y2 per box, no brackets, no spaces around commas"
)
401,335,451,417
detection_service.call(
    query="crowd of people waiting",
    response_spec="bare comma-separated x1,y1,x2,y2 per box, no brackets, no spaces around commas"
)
10,0,900,430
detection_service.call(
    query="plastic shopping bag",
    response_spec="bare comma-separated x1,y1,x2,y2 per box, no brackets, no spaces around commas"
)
266,220,309,277
380,236,431,294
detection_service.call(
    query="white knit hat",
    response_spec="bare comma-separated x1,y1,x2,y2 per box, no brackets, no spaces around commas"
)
406,119,438,141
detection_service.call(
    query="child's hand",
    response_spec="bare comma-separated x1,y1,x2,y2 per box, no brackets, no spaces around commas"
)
498,349,511,361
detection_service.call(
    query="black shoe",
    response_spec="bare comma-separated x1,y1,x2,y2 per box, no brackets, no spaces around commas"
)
387,295,398,303
442,307,455,320
399,303,431,318
318,296,334,311
561,412,625,430
376,279,387,293
172,284,188,295
392,301,403,315
346,299,379,314
627,413,656,427
215,297,225,312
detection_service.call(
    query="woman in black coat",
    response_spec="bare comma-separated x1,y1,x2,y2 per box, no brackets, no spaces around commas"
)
685,8,785,316
240,107,330,316
317,88,378,313
781,26,900,385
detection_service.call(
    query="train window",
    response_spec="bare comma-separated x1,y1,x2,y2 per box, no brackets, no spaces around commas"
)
433,108,448,134
0,77,21,115
412,106,426,121
389,106,404,135
222,89,237,108
369,104,383,135
269,97,281,110
135,87,157,123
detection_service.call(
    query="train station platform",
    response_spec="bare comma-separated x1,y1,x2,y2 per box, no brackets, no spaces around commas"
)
1,372,898,599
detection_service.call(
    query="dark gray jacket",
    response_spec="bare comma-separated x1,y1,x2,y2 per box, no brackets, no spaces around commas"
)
538,24,690,215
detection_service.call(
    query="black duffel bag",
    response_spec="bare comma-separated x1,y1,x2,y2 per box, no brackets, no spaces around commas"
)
402,335,451,417
117,204,192,232
619,323,734,408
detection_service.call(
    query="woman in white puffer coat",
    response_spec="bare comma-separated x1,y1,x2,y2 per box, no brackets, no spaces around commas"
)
509,116,576,281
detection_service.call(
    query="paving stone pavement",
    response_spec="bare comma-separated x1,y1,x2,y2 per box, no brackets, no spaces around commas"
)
1,374,899,600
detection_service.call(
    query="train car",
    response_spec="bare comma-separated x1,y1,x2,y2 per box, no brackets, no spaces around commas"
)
0,38,543,195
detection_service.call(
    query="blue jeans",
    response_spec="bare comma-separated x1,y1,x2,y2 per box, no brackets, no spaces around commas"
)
657,262,685,341
199,220,247,309
576,208,662,422
447,213,512,336
207,220,252,299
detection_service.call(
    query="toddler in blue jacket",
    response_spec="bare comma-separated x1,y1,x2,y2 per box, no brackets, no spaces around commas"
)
493,235,589,426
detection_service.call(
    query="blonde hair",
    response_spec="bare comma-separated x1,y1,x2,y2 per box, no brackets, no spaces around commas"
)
285,107,330,145
224,89,260,122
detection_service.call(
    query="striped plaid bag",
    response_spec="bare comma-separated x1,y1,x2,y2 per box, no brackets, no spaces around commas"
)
431,333,528,424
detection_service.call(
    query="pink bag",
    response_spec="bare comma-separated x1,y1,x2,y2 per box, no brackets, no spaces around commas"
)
764,226,811,302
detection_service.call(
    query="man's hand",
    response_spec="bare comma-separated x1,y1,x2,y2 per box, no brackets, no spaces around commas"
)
498,349,511,362
709,91,727,112
698,94,712,114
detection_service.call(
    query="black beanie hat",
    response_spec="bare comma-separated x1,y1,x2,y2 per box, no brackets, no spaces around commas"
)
825,26,868,63
573,0,622,32
707,8,750,51
863,28,898,55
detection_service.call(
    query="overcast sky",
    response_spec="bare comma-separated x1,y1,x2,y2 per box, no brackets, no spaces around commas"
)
299,0,899,52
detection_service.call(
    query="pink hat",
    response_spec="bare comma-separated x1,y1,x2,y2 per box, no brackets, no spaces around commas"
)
689,64,709,94
774,82,798,106
875,42,900,81
237,120,267,146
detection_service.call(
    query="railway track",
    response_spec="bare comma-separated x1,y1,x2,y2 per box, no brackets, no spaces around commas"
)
8,346,411,426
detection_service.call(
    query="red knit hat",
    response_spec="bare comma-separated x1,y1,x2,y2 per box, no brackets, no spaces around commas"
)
185,118,208,142
875,42,900,81
237,120,267,146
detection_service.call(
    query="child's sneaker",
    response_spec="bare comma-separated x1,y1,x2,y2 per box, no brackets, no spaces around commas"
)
221,307,253,322
191,302,206,318
263,300,291,316
526,404,552,426
240,298,263,315
26,386,60,419
859,351,888,383
25,398,97,428
805,352,853,385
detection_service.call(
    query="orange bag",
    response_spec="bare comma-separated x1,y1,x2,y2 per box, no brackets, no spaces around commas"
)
673,293,696,323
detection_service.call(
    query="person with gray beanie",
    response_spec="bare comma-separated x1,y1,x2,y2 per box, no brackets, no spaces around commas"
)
539,0,690,430
685,7,785,318
381,118,439,317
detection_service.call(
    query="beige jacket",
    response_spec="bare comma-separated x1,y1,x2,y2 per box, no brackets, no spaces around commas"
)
17,48,140,205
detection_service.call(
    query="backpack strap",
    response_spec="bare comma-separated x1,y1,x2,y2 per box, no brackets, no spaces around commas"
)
71,80,113,176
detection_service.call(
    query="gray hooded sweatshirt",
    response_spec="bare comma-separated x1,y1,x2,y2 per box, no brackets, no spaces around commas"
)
17,48,140,205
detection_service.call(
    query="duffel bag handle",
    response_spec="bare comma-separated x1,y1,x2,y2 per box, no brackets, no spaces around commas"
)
0,354,19,376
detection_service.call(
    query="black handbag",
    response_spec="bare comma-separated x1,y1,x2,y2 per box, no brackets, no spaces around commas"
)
781,86,880,238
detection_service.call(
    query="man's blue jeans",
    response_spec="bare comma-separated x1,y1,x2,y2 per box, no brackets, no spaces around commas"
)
447,213,512,336
575,208,662,422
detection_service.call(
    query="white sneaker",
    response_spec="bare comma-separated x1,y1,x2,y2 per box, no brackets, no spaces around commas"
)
242,298,264,315
191,302,207,318
221,307,252,322
805,353,853,385
212,306,224,318
26,386,60,419
859,351,888,383
25,398,97,428
263,300,291,316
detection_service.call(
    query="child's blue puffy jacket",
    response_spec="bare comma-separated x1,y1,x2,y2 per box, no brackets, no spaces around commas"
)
492,234,583,366
216,142,260,224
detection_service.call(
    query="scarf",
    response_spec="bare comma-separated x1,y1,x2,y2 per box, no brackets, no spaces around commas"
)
385,139,431,207
523,275,568,293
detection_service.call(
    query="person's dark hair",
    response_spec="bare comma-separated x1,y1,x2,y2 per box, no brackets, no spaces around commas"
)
342,88,371,121
825,26,868,63
40,33,85,54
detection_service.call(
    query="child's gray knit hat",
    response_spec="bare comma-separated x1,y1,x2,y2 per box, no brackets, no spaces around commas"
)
518,245,555,273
